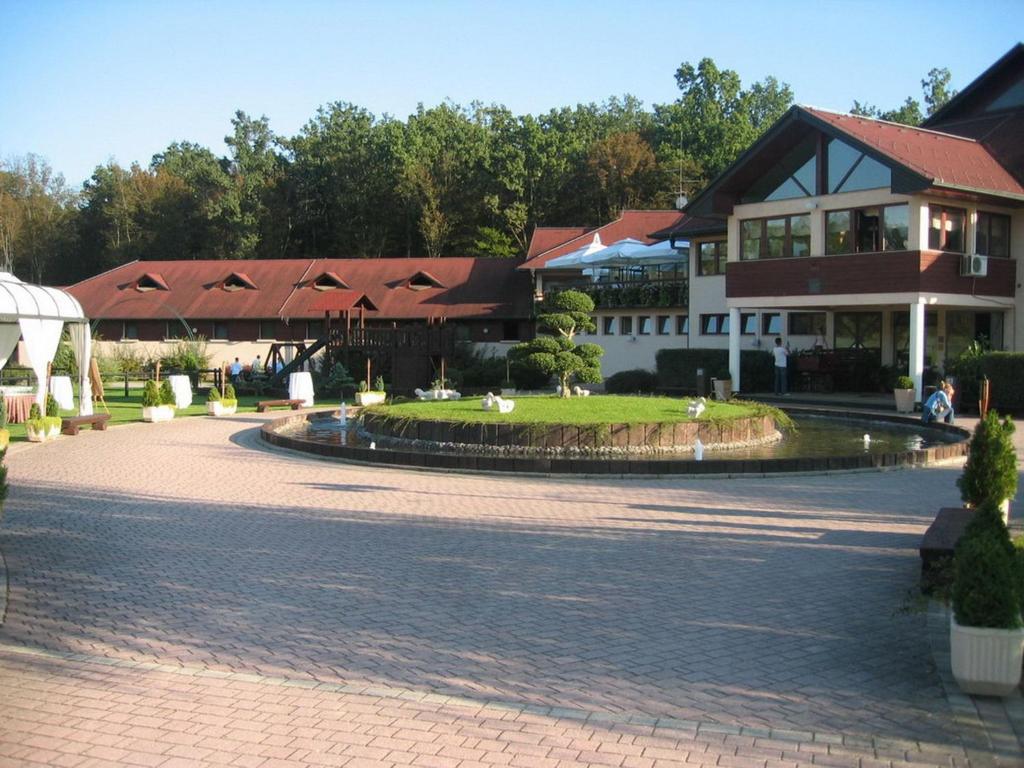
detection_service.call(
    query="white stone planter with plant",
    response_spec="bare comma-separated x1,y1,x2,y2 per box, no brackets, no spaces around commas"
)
25,399,61,443
957,410,1017,522
893,375,916,413
141,380,176,423
207,382,238,416
356,375,387,406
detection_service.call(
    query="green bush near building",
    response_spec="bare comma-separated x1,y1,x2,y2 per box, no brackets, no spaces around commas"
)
655,349,775,393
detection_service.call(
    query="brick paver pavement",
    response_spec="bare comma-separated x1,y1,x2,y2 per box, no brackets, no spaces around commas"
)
0,414,1019,766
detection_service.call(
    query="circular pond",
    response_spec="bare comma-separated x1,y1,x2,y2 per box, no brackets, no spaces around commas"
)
261,399,969,475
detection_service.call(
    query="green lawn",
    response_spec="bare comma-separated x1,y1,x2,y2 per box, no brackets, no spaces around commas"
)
368,394,773,426
3,387,270,443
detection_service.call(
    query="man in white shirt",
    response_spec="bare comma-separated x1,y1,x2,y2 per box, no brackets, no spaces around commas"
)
772,337,789,395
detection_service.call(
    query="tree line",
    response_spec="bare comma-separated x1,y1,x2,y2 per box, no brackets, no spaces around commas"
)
0,60,953,286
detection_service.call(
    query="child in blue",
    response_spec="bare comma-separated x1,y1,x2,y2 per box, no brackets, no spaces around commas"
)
922,381,955,424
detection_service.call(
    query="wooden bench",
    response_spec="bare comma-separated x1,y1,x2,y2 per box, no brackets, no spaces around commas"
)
61,413,112,436
256,399,305,413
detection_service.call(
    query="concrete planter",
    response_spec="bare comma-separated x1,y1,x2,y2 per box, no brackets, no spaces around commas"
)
142,405,175,423
207,401,237,417
894,388,916,413
356,391,386,406
950,614,1024,696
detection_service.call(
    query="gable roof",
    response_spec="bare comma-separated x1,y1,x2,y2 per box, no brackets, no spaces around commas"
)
685,104,1024,218
526,227,593,259
518,210,686,271
68,258,533,322
924,43,1024,127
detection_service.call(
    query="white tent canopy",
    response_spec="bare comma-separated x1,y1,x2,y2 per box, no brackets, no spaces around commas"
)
0,272,92,415
580,238,688,267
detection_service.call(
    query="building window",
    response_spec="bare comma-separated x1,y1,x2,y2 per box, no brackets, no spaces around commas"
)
259,320,277,340
788,311,826,336
826,138,891,194
122,322,138,340
213,321,229,340
165,322,183,340
620,316,634,336
701,314,729,335
657,315,671,335
502,320,521,341
740,214,810,260
928,206,966,252
762,313,782,336
306,320,324,339
835,312,882,351
826,204,908,254
638,316,652,335
603,316,616,335
741,313,757,335
698,240,727,276
976,212,1010,258
676,315,689,335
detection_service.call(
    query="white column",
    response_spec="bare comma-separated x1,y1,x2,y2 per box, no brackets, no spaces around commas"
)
909,301,926,402
729,307,742,392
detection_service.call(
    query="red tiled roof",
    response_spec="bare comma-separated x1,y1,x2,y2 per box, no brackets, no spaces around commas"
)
519,210,686,270
306,290,376,312
69,258,533,322
526,227,592,258
803,107,1024,198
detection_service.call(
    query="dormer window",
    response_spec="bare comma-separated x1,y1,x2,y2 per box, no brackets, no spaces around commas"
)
222,272,258,292
135,273,169,292
312,272,349,290
407,271,444,290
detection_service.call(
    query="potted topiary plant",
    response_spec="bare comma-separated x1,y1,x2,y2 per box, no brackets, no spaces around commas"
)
355,378,386,406
957,410,1017,520
207,382,238,416
141,380,174,422
25,402,61,442
45,393,62,439
894,375,916,413
949,499,1024,696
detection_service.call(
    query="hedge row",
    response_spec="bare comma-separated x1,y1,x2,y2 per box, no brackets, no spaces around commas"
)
980,353,1024,412
655,349,775,393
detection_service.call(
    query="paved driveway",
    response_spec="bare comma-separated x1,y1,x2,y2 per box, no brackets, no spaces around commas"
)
0,415,1012,766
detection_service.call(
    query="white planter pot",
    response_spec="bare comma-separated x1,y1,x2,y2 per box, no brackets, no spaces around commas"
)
207,401,237,417
894,388,916,413
950,614,1024,696
47,425,61,440
142,405,175,423
25,425,46,443
355,392,386,406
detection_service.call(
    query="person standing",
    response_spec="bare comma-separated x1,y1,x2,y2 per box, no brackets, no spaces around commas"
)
251,354,263,374
772,337,789,395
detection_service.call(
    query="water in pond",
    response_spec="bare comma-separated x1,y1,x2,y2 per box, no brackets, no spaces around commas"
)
280,413,958,461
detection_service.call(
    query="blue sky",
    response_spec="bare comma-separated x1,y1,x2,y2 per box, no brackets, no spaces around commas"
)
2,0,1022,188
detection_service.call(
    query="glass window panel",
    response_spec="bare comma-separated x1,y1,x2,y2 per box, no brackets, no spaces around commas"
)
657,316,671,335
762,313,782,335
882,204,909,250
123,322,138,340
741,313,757,334
826,211,852,254
603,316,615,335
945,210,965,252
790,214,810,257
828,139,861,193
638,316,652,335
789,312,826,336
836,154,891,192
945,311,975,362
306,320,324,339
765,218,787,258
986,77,1024,111
740,221,761,261
700,241,720,275
620,316,633,335
990,214,1009,257
834,312,881,350
720,315,730,334
764,177,807,202
743,135,817,202
676,315,689,335
259,320,276,339
702,315,718,335
855,208,881,252
213,322,229,340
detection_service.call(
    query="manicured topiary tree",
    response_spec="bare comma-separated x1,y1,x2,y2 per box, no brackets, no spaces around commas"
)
510,290,603,398
207,386,221,402
957,410,1017,508
45,393,59,417
953,500,1021,629
159,378,175,407
223,383,237,408
141,380,161,408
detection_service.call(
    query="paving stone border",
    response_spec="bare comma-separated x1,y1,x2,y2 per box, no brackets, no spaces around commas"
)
262,407,970,476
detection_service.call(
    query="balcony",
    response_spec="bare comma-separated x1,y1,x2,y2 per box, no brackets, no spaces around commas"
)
726,250,1014,299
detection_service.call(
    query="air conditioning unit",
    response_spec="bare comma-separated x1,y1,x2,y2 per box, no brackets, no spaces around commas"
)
961,253,988,277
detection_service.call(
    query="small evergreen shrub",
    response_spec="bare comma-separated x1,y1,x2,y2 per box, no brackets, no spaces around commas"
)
981,352,1024,412
45,393,59,417
207,386,221,402
895,375,915,390
373,375,385,392
957,411,1017,507
605,369,658,394
29,403,41,421
0,396,8,428
141,380,161,408
952,531,1022,629
316,363,356,397
159,379,175,407
224,383,236,401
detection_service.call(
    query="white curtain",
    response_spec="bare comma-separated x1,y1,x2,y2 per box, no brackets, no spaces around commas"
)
68,322,93,416
0,323,23,372
18,318,64,406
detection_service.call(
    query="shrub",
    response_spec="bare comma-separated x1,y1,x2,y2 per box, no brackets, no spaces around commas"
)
946,341,988,407
29,403,41,421
111,344,150,376
895,375,915,390
207,386,221,402
982,352,1024,412
315,362,356,398
160,338,210,372
0,396,8,429
952,531,1022,629
605,369,658,394
159,379,175,407
0,447,7,512
45,393,59,417
957,411,1017,507
373,375,385,392
452,345,507,389
962,500,1014,551
655,349,775,393
1014,535,1024,617
141,380,161,408
224,383,236,400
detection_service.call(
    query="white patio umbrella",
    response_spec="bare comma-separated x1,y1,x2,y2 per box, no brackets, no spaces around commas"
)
543,234,604,268
578,238,649,266
627,239,689,263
